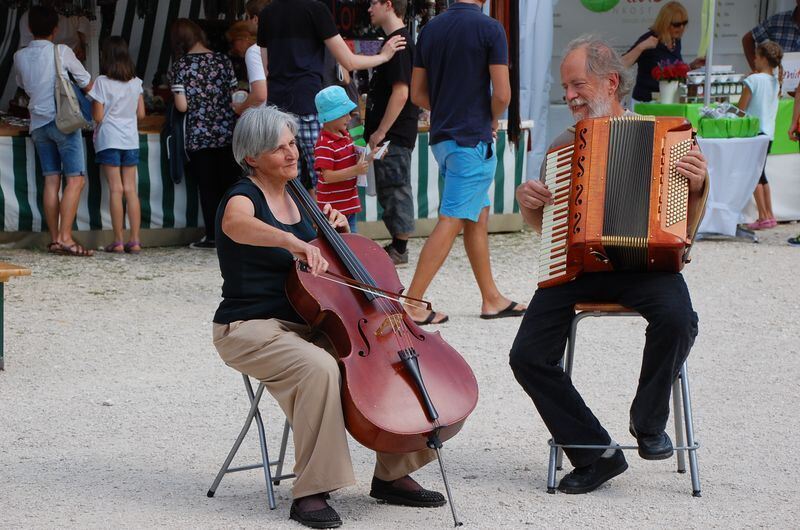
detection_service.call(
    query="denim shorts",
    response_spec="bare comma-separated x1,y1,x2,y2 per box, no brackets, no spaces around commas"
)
430,140,496,222
30,121,86,177
96,148,140,167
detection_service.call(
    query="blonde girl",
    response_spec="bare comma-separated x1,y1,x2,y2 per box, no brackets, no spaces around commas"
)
738,41,783,230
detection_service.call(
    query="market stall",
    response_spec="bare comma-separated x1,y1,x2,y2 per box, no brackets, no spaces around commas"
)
635,99,800,224
0,121,530,245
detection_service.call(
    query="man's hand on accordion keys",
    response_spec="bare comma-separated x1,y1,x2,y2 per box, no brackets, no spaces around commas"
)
675,144,707,193
516,179,553,210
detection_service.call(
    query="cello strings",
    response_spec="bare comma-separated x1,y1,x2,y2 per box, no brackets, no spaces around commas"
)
289,179,414,351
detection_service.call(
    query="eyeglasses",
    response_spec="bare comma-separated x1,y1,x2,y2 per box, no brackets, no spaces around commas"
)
671,20,689,28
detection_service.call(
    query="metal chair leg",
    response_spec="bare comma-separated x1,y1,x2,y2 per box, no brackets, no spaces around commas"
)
672,373,687,473
207,376,268,499
248,378,278,510
546,442,559,494
273,419,292,486
679,362,702,497
207,375,296,510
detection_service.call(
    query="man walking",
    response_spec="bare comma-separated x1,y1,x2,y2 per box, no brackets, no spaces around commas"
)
257,0,405,188
365,0,418,265
404,0,523,324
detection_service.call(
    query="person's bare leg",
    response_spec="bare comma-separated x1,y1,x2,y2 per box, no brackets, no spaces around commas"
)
43,174,61,244
103,165,125,244
121,165,141,246
463,206,526,315
753,184,767,221
763,183,775,221
59,176,85,245
404,216,464,322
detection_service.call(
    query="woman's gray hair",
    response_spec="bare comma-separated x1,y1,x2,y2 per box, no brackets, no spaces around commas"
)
232,106,299,175
563,35,634,101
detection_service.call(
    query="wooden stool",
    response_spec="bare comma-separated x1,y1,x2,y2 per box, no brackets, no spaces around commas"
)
546,303,702,497
0,262,31,371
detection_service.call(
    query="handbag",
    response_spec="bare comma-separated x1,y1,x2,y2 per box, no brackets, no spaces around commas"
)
54,44,91,134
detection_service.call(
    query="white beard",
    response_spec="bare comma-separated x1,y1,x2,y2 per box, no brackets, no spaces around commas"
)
569,96,613,120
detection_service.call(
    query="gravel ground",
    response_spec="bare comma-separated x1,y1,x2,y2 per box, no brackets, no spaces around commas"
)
1,224,798,529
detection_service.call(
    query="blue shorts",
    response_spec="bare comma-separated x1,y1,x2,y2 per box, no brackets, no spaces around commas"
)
30,121,86,177
431,140,496,222
96,148,140,167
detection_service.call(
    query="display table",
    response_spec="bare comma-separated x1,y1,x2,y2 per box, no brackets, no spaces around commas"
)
634,99,796,154
696,136,770,237
0,127,528,239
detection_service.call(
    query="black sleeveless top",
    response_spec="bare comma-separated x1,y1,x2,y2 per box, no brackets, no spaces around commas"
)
213,179,316,325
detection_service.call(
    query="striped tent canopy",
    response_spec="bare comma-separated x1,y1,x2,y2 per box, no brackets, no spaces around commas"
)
0,0,245,108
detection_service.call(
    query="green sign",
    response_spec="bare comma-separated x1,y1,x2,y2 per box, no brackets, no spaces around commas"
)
580,0,620,13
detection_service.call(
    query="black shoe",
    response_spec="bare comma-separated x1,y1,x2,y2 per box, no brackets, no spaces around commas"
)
289,501,342,529
557,450,628,494
369,477,446,507
383,244,409,265
189,236,215,249
629,424,674,460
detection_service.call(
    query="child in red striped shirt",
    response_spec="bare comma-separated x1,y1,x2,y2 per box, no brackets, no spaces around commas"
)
314,86,368,232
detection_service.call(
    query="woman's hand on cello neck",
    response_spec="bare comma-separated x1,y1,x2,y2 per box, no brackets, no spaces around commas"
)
321,203,350,233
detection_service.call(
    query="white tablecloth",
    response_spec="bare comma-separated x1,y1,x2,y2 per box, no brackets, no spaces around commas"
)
697,136,771,236
742,153,800,222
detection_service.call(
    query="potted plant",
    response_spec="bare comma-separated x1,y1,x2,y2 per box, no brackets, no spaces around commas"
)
651,60,690,104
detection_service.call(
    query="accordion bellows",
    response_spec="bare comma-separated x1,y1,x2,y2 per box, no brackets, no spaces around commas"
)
538,115,694,289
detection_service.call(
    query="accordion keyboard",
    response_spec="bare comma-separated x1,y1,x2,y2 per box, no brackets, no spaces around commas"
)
538,144,574,284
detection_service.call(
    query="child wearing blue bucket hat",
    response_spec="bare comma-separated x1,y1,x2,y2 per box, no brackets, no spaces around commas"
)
314,85,368,233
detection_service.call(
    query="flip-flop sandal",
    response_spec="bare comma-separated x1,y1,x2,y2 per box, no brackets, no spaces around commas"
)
480,301,527,320
124,240,142,254
104,241,124,253
59,242,94,257
413,311,449,326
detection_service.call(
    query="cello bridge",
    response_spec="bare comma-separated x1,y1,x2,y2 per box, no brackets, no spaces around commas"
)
376,314,405,337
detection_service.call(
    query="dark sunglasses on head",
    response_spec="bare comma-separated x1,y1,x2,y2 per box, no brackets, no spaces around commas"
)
671,20,689,28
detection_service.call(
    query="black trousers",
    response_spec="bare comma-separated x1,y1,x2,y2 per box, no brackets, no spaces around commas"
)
509,272,698,468
186,146,241,240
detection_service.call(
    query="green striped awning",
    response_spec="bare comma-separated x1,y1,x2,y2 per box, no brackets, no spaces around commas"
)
0,130,527,232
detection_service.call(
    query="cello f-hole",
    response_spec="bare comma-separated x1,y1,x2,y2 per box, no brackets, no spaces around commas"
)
357,318,371,357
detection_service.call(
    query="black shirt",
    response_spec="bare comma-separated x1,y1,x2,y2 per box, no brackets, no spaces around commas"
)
256,0,339,115
628,30,684,102
214,179,317,325
364,28,419,149
413,3,508,146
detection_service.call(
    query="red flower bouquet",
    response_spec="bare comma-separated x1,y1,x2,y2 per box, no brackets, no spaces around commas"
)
651,60,690,82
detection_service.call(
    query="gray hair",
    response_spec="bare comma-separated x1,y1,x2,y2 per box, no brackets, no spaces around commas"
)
232,106,299,175
563,35,634,101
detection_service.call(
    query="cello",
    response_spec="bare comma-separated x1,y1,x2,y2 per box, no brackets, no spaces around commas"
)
285,177,478,526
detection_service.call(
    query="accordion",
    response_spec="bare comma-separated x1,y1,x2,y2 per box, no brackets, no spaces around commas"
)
538,115,695,289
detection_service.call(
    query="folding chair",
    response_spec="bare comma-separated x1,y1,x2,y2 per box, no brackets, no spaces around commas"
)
207,374,295,509
546,303,701,497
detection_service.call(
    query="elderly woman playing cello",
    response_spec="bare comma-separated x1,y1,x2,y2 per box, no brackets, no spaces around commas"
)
212,106,444,529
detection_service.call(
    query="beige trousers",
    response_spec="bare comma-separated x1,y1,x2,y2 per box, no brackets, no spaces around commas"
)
212,318,436,499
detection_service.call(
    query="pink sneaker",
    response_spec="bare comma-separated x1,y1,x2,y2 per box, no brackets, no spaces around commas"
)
746,219,770,230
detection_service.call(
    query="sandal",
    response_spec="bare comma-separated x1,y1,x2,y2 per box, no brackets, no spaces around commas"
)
58,242,94,257
124,240,142,254
104,241,124,253
47,241,61,254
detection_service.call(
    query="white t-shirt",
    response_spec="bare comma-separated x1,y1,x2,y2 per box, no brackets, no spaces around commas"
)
744,72,780,139
88,76,143,152
244,44,266,84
